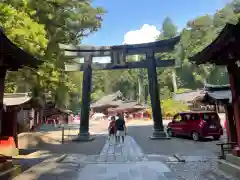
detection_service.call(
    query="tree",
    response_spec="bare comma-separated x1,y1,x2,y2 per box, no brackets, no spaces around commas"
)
4,0,105,108
159,17,177,40
0,3,48,93
157,17,178,95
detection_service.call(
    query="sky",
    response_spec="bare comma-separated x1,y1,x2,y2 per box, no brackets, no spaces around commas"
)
82,0,230,46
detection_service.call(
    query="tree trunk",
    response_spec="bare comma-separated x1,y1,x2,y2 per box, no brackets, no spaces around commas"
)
172,69,177,92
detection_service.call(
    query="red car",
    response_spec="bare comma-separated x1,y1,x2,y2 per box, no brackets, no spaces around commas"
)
167,111,223,141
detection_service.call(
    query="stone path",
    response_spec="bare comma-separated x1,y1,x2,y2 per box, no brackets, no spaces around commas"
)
59,136,236,180
14,135,237,180
62,136,172,180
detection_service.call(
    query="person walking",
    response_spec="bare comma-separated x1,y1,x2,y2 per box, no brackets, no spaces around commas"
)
115,112,126,146
108,116,116,145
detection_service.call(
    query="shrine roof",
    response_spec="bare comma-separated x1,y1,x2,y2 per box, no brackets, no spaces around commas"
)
173,90,205,103
91,91,123,108
204,83,231,91
0,28,42,70
3,93,31,106
202,84,231,104
205,90,231,101
190,22,239,65
107,101,148,112
43,108,72,118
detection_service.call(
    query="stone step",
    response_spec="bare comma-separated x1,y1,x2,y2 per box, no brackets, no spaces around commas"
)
218,159,240,179
225,154,240,166
0,164,21,180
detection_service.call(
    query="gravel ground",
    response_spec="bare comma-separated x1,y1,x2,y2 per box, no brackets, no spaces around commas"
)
128,125,222,156
165,160,237,180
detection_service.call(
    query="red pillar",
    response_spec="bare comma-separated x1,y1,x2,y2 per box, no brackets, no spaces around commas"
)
229,72,240,156
225,105,237,143
225,106,232,142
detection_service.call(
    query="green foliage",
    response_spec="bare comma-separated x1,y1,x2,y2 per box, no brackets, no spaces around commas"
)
161,99,188,117
2,0,105,109
89,4,239,103
2,0,239,112
146,99,188,118
0,3,48,55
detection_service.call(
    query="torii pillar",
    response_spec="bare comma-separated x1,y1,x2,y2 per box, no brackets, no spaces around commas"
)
60,36,180,141
146,50,166,139
74,55,93,141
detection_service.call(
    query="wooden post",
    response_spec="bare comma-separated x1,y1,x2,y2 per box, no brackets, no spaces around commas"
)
0,68,6,136
61,126,64,144
228,68,240,156
225,105,237,143
73,55,93,141
13,107,18,149
146,51,168,139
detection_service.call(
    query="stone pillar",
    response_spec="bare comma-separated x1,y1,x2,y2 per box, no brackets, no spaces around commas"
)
0,68,6,135
144,85,148,104
73,55,93,141
146,51,169,139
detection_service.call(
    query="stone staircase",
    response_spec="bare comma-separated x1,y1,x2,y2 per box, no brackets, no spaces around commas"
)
218,154,240,178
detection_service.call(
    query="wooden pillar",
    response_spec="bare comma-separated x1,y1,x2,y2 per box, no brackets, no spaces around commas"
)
228,69,240,156
225,105,237,143
0,68,6,135
215,103,219,113
74,55,93,141
146,51,168,139
13,107,18,148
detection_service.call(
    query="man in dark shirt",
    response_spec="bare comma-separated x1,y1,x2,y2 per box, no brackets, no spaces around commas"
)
115,113,126,145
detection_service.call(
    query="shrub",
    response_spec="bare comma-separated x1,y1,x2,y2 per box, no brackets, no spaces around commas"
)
161,99,188,117
146,99,188,119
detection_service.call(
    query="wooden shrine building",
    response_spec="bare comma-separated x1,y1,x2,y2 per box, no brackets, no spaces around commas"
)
191,21,240,156
0,28,41,157
60,36,180,141
191,20,240,177
201,85,233,139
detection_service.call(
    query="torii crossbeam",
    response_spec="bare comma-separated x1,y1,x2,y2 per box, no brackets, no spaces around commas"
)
59,36,180,141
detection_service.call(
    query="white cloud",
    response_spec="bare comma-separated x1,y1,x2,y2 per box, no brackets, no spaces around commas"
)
123,24,161,45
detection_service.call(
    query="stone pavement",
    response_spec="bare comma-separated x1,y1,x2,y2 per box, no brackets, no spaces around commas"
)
13,135,238,180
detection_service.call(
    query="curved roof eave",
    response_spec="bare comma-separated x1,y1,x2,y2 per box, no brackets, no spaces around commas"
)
0,28,42,69
189,22,237,65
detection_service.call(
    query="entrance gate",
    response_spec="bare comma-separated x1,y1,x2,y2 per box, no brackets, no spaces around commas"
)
60,36,180,141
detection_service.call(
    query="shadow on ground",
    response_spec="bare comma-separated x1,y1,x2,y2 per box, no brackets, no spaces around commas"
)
13,160,84,180
19,134,106,156
127,124,222,157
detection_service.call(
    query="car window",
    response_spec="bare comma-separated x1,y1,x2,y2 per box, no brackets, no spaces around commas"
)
190,114,200,121
180,114,191,121
173,114,181,121
202,113,219,122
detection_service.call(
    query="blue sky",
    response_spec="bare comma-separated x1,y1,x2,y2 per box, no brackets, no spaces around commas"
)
82,0,230,46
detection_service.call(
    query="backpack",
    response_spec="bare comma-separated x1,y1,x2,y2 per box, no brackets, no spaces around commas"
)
109,121,116,134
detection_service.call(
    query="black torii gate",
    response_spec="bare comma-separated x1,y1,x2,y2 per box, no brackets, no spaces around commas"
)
59,36,180,141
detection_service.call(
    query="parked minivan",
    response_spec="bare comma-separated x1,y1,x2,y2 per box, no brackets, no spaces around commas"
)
167,111,223,141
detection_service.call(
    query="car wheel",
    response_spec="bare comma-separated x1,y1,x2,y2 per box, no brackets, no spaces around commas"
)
167,129,173,137
213,136,220,140
192,132,200,141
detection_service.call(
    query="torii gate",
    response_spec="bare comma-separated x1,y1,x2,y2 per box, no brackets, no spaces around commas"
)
59,36,180,141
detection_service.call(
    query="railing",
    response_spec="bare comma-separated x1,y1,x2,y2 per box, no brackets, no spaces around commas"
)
60,124,79,144
36,123,79,144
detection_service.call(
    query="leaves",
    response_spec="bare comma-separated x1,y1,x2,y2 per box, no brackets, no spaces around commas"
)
1,0,239,112
2,0,105,108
